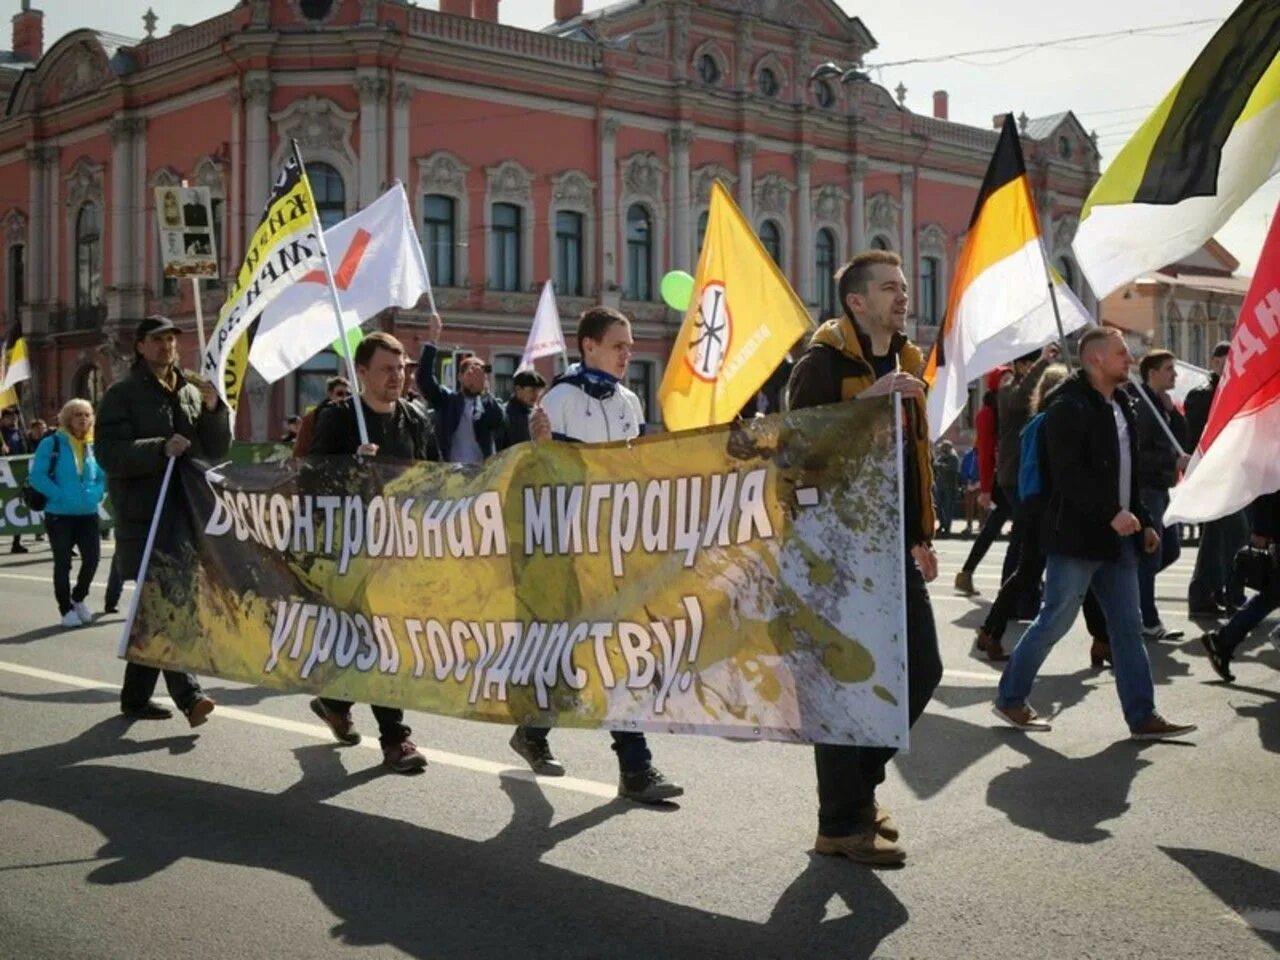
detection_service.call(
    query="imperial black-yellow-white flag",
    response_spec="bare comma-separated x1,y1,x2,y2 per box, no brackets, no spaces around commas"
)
923,116,1090,439
203,143,323,407
0,320,30,397
1074,0,1280,299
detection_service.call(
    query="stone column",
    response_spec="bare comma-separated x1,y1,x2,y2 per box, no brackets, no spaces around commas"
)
601,118,620,293
900,168,915,290
356,72,389,205
242,72,271,247
668,126,694,271
796,147,814,304
849,158,868,253
736,138,756,221
393,82,412,189
792,32,811,106
108,115,129,291
227,87,242,271
671,4,690,84
24,146,47,307
736,17,754,91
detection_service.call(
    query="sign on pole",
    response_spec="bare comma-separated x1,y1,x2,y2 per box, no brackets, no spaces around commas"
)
155,185,220,280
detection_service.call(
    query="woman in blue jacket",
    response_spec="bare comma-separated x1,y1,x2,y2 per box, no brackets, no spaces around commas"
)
30,399,106,627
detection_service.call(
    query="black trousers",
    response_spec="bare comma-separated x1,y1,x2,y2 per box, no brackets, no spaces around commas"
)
45,513,100,615
121,661,203,714
319,698,410,747
814,564,943,837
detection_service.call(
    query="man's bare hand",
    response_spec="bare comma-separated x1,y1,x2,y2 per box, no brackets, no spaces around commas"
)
198,379,219,411
1041,343,1061,362
164,434,191,458
1176,453,1191,472
912,544,938,582
357,442,379,457
1143,527,1161,554
425,312,442,344
529,406,552,442
978,491,991,512
864,371,925,400
1111,510,1141,536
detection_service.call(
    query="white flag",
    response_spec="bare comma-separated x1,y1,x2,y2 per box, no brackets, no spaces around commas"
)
250,184,432,384
1167,359,1210,409
520,280,565,371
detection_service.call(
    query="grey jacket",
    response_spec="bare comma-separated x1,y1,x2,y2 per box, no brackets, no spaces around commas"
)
996,357,1052,491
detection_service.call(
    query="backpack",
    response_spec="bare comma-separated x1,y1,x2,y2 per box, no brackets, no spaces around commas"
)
1017,412,1047,500
20,433,60,513
960,447,978,484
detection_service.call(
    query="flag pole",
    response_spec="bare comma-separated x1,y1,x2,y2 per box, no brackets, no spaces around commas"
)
395,179,438,318
117,456,176,658
1128,372,1188,457
294,140,368,447
181,179,209,361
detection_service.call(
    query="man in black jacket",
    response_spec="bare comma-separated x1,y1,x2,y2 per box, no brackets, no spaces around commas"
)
993,327,1195,740
309,332,438,774
503,369,545,446
415,314,507,463
1185,341,1249,616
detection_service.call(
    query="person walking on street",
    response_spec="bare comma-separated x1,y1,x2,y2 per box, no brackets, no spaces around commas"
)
3,407,27,553
96,316,226,727
932,440,960,538
992,327,1196,741
959,445,980,537
787,250,943,866
954,367,1009,594
29,399,106,627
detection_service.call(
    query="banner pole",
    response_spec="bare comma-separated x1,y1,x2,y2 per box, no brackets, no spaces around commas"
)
116,456,176,658
1129,372,1188,457
181,178,209,361
294,140,369,447
396,179,438,317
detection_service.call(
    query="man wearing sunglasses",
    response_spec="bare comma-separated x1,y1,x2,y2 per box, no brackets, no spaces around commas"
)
292,376,352,458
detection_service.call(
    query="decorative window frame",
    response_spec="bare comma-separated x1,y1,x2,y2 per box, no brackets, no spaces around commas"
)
752,52,789,100
548,169,596,298
619,152,667,300
2,207,26,324
865,191,901,250
811,183,849,299
485,159,536,293
269,96,358,218
192,156,227,283
65,156,105,309
753,172,796,275
917,223,948,324
691,39,730,89
417,150,470,289
692,163,737,251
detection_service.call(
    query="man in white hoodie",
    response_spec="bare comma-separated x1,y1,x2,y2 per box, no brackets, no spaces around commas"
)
515,306,684,804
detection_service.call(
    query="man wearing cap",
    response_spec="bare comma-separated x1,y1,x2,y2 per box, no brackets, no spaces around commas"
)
503,369,546,446
95,315,230,726
415,314,508,464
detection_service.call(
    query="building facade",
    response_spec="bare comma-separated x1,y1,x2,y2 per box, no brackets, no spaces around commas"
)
0,0,1099,437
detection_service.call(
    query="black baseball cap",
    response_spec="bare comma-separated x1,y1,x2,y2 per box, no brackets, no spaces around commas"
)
1212,341,1231,359
135,315,178,341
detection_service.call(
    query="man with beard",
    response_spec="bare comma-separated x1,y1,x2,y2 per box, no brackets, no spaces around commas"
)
415,314,508,464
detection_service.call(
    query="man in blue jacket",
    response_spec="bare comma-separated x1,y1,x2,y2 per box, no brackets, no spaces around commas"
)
415,314,507,464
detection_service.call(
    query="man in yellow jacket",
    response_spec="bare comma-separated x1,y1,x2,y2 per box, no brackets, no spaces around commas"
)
787,249,943,866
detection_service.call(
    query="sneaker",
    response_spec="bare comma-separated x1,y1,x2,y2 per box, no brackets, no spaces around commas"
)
309,697,361,745
60,610,81,628
814,829,906,866
121,701,173,721
1143,623,1185,642
73,601,93,625
954,570,979,596
1130,714,1197,741
185,696,215,728
618,766,684,803
382,739,428,773
991,703,1052,731
508,729,566,776
1199,632,1235,683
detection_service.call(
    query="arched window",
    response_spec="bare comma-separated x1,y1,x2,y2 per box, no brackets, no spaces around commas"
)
759,219,782,267
555,211,584,296
309,162,345,230
815,228,837,317
7,244,23,323
814,79,835,109
75,203,102,310
870,234,891,251
758,68,779,98
625,204,652,301
696,211,710,255
919,256,940,325
489,202,522,292
73,364,104,406
698,54,721,86
423,194,456,288
1056,256,1077,295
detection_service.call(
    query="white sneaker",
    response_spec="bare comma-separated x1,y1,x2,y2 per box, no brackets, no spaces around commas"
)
73,600,93,625
60,610,81,628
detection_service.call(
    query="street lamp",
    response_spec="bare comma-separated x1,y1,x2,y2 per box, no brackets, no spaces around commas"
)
807,62,871,86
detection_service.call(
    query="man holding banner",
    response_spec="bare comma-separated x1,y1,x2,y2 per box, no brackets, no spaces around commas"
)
787,250,943,866
96,316,229,725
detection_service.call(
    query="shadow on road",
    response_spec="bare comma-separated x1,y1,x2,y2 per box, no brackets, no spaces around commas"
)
1221,683,1279,755
0,719,910,960
1161,846,1280,952
0,623,72,646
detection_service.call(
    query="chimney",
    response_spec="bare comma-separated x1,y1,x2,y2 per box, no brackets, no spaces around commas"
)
555,0,583,20
11,1,43,63
472,0,500,22
932,90,948,120
439,0,469,15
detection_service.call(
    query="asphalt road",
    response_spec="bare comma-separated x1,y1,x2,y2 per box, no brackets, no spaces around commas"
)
0,532,1276,960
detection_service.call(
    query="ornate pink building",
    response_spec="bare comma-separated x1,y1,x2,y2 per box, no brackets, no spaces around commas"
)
0,0,1099,436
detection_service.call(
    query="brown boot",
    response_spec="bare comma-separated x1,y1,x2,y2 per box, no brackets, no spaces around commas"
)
975,628,1009,662
1090,638,1112,669
954,570,979,596
815,829,906,866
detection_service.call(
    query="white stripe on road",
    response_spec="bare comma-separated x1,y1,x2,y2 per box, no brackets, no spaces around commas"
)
0,571,132,592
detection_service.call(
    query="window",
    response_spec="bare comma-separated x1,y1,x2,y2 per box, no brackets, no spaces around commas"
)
758,67,779,98
815,229,837,317
209,198,225,287
1058,136,1072,161
919,256,940,325
814,79,835,109
492,353,519,399
74,364,104,405
309,162,345,230
75,202,102,310
1189,323,1205,367
489,202,522,291
1056,256,1077,294
759,219,782,267
871,234,891,251
555,210,584,296
698,54,721,86
627,360,654,422
696,211,709,254
625,204,652,301
7,244,23,323
296,350,339,414
423,194,456,288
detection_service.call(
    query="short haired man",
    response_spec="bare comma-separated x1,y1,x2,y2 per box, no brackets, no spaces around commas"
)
416,314,508,464
309,332,438,773
1131,350,1190,640
291,376,351,458
96,315,228,726
787,250,943,866
993,327,1195,740
281,414,301,444
519,306,684,804
1185,341,1249,617
503,369,546,445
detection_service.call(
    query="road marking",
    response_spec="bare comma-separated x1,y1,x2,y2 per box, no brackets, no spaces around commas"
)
0,659,616,800
0,571,131,592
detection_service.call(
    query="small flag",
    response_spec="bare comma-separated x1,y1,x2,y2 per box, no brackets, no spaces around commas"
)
520,280,566,371
658,181,811,431
1167,359,1211,409
1167,199,1280,523
1074,0,1280,299
0,321,31,394
923,116,1091,440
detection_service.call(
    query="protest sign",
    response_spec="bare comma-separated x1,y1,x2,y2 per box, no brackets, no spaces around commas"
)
156,185,219,280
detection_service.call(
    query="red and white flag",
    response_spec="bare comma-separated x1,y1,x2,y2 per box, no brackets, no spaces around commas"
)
1167,201,1280,523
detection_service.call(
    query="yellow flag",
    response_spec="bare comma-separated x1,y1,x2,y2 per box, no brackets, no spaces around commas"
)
658,181,812,431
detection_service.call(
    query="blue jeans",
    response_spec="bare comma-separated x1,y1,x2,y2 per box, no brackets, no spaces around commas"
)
997,541,1156,731
1138,488,1181,628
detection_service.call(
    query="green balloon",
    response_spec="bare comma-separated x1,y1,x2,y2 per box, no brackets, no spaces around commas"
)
660,270,696,311
330,325,364,357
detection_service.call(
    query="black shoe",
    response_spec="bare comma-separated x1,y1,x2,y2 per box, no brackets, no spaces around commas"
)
10,542,27,554
103,605,118,614
619,766,684,804
1199,632,1236,683
121,701,173,721
509,729,565,776
309,698,361,745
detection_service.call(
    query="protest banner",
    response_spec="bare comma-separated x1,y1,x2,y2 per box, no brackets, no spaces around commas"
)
123,399,910,747
155,185,219,281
